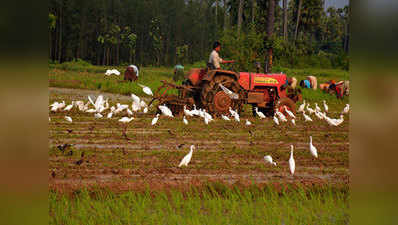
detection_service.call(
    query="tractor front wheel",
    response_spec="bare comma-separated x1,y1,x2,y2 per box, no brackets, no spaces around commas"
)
200,75,243,115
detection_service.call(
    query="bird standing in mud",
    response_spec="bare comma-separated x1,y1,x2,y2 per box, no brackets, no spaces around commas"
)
65,116,73,123
178,145,195,167
152,114,160,125
264,155,277,166
289,145,295,175
303,112,313,122
342,104,350,114
118,117,134,139
158,105,174,117
255,107,266,119
221,115,230,121
309,136,318,158
323,100,328,112
138,84,154,96
183,116,188,125
273,116,279,125
297,100,306,113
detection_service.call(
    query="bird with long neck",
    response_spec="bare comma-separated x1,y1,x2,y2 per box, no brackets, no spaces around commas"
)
323,100,328,112
289,145,295,176
151,114,160,126
309,136,318,158
178,145,195,167
297,100,306,113
255,107,266,119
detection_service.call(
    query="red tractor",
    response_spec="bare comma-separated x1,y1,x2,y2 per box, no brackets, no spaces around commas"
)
149,65,301,117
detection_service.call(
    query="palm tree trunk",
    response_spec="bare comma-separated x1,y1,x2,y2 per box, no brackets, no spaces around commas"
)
283,0,288,40
266,0,275,73
223,0,229,31
252,0,256,24
294,0,302,41
237,0,244,34
215,0,218,29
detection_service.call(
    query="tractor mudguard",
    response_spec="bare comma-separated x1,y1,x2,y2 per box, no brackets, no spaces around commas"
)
202,70,239,83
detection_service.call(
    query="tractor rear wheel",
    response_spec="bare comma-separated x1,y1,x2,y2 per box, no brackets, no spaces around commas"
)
276,97,296,116
200,75,243,115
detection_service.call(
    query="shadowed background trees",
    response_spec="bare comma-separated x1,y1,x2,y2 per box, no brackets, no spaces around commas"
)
49,0,349,70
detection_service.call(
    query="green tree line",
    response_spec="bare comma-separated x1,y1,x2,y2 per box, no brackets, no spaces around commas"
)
49,0,349,70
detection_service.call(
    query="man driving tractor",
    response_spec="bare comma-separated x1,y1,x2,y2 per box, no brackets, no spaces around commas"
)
207,41,235,70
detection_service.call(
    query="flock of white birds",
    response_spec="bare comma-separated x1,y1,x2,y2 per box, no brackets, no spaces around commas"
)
50,83,350,176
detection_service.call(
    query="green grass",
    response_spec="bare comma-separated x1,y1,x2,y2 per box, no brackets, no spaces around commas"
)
49,66,180,96
49,63,349,104
49,184,349,225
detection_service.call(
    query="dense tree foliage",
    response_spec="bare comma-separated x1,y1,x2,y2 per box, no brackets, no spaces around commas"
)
49,0,349,70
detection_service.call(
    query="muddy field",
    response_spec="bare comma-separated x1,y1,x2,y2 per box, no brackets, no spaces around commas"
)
49,87,349,192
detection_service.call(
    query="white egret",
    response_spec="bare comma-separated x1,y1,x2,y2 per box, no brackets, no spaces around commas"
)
113,69,120,75
158,105,174,117
284,106,296,119
140,100,147,108
184,105,194,117
131,101,141,112
204,115,209,125
119,117,134,123
306,105,315,114
50,101,59,108
334,114,344,126
151,114,160,125
325,116,337,126
107,112,113,118
131,94,141,104
221,115,230,121
273,116,279,125
342,104,350,114
233,113,240,122
183,116,188,125
94,113,103,119
323,100,328,112
138,84,153,96
85,109,97,113
264,155,277,166
297,100,306,113
291,119,296,126
245,119,252,126
289,145,295,175
143,107,148,113
127,108,133,116
276,109,287,122
105,69,120,76
255,107,266,119
191,105,199,116
63,102,74,111
303,112,313,122
309,136,318,158
105,69,116,75
314,111,324,120
65,116,72,123
229,107,238,117
178,145,195,167
218,83,239,99
204,110,213,122
315,103,321,112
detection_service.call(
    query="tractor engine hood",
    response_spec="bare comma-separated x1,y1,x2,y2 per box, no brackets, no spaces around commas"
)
238,72,287,91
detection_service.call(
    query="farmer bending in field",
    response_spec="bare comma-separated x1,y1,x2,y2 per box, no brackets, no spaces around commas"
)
124,65,139,82
207,41,235,70
299,76,318,90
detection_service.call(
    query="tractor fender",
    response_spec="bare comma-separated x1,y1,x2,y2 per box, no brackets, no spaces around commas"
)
202,70,239,83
